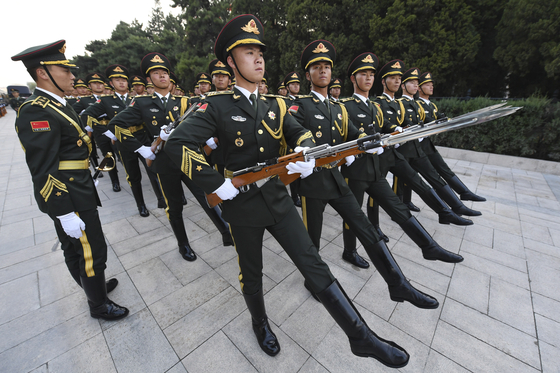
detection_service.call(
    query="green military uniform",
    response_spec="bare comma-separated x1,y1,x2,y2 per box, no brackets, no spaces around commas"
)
283,71,304,206
12,40,128,321
73,73,120,190
9,90,26,111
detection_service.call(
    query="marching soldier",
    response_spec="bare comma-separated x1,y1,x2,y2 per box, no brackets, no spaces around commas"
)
373,60,472,238
73,72,121,192
12,40,128,321
417,72,486,201
396,68,481,217
164,15,410,368
209,58,232,92
276,81,287,97
328,78,342,101
9,89,26,111
109,52,233,261
130,75,147,96
284,71,302,103
81,64,167,216
340,52,464,265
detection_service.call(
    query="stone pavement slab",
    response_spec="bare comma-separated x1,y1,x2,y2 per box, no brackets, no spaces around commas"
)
1,107,560,372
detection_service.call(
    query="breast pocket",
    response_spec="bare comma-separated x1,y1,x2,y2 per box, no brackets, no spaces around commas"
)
223,119,256,157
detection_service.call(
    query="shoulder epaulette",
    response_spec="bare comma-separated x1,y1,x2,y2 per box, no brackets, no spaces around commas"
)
206,91,234,97
262,94,287,99
31,96,50,108
101,94,113,98
377,95,388,101
339,97,354,103
296,95,313,99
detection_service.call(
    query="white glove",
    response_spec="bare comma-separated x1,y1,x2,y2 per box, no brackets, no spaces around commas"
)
103,130,117,141
286,158,316,179
94,179,99,187
394,143,401,148
366,146,384,155
395,126,403,133
345,155,355,166
213,179,239,200
136,145,156,160
418,137,424,142
57,212,85,239
294,146,310,154
206,137,218,150
159,125,172,141
85,125,93,132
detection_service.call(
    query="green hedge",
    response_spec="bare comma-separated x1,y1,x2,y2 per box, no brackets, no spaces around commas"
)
431,96,560,162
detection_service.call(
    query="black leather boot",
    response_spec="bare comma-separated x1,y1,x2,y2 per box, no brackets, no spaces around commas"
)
402,186,420,212
108,167,120,192
342,227,370,268
363,241,439,309
130,184,149,217
447,175,486,202
399,216,463,263
243,288,281,356
436,185,481,216
69,268,118,293
169,219,197,261
81,273,129,321
181,192,188,205
205,205,234,246
316,280,409,368
367,200,389,243
419,189,473,226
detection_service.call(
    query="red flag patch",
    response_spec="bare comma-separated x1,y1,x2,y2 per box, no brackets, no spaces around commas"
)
289,105,299,114
30,121,50,132
197,103,208,113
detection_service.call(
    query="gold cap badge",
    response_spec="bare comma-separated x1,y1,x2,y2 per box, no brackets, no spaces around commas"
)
151,55,165,63
201,73,207,78
216,61,226,67
391,61,401,68
134,77,140,81
241,20,260,35
362,55,374,63
312,43,329,54
291,73,298,78
412,69,418,75
114,66,124,72
92,74,100,78
426,73,431,78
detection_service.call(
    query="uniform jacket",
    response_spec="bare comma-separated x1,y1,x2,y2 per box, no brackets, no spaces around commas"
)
395,96,426,159
417,98,443,155
164,88,315,227
290,93,363,200
110,93,189,174
15,90,100,216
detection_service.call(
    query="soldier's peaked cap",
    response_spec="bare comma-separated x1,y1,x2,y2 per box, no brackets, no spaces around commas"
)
329,78,342,89
74,78,87,88
300,40,336,70
105,64,129,80
86,72,106,85
347,52,379,78
284,71,302,86
215,14,266,63
402,67,420,84
419,72,433,86
130,75,147,86
11,40,77,69
141,52,171,77
196,72,211,84
209,58,232,77
377,59,404,79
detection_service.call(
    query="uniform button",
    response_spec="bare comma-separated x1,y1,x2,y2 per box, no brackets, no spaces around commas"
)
333,139,336,143
258,129,263,135
260,147,264,152
332,127,335,130
166,116,169,119
237,131,241,135
69,177,74,181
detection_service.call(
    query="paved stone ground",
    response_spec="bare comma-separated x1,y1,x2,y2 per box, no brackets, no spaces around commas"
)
1,107,560,373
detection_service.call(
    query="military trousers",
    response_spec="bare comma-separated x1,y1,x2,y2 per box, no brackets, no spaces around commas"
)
427,151,456,182
302,189,381,250
50,209,107,278
116,142,162,193
230,206,334,295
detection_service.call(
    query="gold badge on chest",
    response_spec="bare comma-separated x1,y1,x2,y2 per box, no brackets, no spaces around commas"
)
235,138,244,147
316,131,322,138
77,139,83,147
268,111,276,120
152,120,158,125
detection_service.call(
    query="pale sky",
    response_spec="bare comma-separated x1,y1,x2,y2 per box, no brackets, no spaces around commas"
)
1,0,180,92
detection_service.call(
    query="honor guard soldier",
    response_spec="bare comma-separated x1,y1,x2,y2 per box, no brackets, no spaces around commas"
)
396,68,481,217
164,15,410,368
291,40,438,307
284,71,302,103
74,72,121,191
340,53,464,266
9,89,26,111
169,71,179,95
196,72,212,97
74,78,89,97
417,72,486,201
209,58,232,91
81,64,167,216
193,83,200,96
277,81,287,96
109,52,233,261
258,70,268,94
12,40,128,321
373,61,472,235
130,75,147,96
328,78,342,101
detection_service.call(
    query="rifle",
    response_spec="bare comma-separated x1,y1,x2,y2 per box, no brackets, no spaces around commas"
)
92,152,116,182
205,104,521,208
147,102,200,167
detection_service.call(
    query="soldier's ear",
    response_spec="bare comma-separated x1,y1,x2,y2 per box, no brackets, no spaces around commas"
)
305,71,311,82
226,55,236,72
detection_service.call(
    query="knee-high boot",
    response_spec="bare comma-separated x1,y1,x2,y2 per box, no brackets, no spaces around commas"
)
80,272,128,320
243,288,281,356
130,183,149,217
367,198,389,242
436,185,481,216
399,216,464,263
69,268,118,293
205,205,234,246
169,218,197,261
419,189,473,226
316,280,409,368
363,241,439,309
447,175,486,202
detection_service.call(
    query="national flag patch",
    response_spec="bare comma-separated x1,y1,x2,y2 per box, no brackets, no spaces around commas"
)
288,105,299,114
197,103,208,112
30,121,50,132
